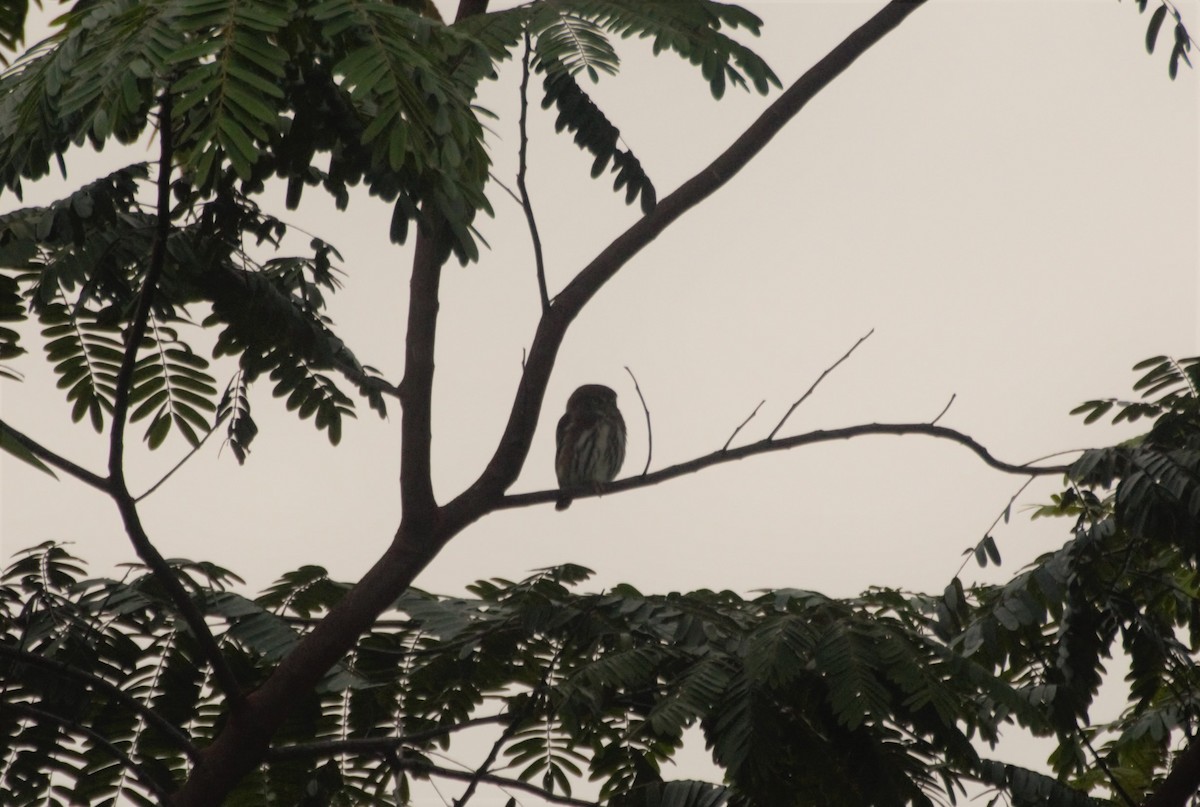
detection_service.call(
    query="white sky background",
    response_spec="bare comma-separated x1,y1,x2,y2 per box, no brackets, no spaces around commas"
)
1,0,1198,801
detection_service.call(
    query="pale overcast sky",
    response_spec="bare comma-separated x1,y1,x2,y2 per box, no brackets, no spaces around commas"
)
2,0,1197,596
1,1,1197,803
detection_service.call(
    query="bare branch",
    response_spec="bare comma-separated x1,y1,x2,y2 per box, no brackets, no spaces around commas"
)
498,422,1073,511
488,171,523,206
768,328,873,439
624,366,652,475
930,393,956,426
453,714,523,807
0,418,110,492
518,27,551,313
135,411,229,502
398,223,444,521
724,400,765,451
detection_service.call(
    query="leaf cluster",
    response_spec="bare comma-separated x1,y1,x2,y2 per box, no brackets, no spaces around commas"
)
0,546,1108,807
0,167,386,456
1,0,780,465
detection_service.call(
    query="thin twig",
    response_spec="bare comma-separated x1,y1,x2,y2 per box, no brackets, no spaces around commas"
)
930,393,956,426
497,422,1075,511
488,171,523,206
623,366,652,475
953,476,1037,579
517,27,550,313
269,717,507,761
453,716,524,806
135,411,229,502
0,419,111,492
723,399,765,451
400,759,598,807
1080,729,1138,807
769,328,874,439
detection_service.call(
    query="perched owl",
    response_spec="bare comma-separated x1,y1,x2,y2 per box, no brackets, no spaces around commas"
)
555,384,626,510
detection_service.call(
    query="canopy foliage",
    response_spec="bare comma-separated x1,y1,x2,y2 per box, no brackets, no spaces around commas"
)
0,0,1197,805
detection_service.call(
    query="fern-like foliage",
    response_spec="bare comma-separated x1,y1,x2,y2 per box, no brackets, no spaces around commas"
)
1,0,778,464
0,545,1111,807
0,167,387,453
457,0,780,215
926,358,1200,801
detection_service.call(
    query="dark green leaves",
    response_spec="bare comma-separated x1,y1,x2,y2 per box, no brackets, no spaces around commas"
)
171,0,291,187
1146,4,1168,52
456,0,778,214
1127,0,1194,78
129,335,217,449
541,68,657,214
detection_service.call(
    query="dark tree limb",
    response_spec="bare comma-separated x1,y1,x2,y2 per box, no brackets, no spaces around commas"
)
0,418,110,492
497,421,1072,511
400,759,598,807
104,91,245,712
1142,738,1200,807
397,222,443,523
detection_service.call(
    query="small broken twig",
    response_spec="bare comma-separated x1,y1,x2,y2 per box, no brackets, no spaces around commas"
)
930,393,956,426
624,366,652,475
723,399,765,451
769,328,875,440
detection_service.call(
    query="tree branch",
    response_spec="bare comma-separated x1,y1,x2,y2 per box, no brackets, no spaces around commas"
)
0,418,111,492
768,328,873,439
723,400,765,451
450,0,930,523
624,366,652,475
518,26,551,313
134,410,228,502
103,90,244,711
1142,736,1200,807
497,422,1072,510
1,702,175,803
399,759,598,807
398,223,443,521
0,644,198,759
266,715,507,762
